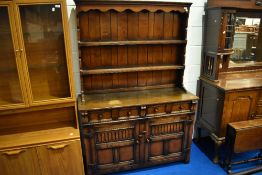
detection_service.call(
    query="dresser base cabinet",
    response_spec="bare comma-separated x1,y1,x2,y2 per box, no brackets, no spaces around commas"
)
78,88,198,175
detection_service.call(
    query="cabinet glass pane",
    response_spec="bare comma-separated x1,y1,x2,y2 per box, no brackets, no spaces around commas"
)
19,4,70,101
0,7,23,105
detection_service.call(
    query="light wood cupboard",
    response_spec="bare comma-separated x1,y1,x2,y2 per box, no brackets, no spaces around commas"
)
0,0,84,174
0,139,83,175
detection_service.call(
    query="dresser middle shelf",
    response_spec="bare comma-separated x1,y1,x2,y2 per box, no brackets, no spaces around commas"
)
80,65,184,75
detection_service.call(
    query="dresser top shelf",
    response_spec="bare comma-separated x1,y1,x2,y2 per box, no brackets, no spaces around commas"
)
78,87,198,111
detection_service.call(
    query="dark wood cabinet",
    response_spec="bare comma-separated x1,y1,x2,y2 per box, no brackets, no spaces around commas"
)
197,0,262,163
74,1,198,174
78,89,197,175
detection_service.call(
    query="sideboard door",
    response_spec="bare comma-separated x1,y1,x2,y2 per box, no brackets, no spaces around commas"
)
0,148,41,175
36,140,84,175
83,121,139,175
221,91,260,136
144,114,192,164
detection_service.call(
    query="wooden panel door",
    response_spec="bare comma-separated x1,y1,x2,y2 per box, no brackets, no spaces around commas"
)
37,140,84,175
0,148,41,175
82,120,139,175
144,114,193,164
221,90,260,136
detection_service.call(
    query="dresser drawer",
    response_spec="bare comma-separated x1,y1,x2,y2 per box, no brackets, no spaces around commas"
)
170,102,191,113
147,104,166,116
115,107,139,119
81,110,112,123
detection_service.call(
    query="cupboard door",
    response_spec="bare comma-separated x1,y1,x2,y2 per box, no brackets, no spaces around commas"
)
17,3,71,103
0,4,26,109
0,148,41,175
82,121,139,175
221,91,260,136
144,114,193,164
37,140,84,175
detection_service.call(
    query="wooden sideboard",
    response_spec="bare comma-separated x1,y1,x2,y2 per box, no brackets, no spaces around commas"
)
197,0,262,163
74,0,198,174
0,0,84,174
197,71,262,162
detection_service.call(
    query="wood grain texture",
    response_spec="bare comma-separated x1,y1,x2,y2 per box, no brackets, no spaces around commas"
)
37,140,84,175
78,87,197,111
0,147,41,175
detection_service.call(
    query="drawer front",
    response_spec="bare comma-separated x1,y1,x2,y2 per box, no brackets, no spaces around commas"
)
170,102,191,113
81,110,112,124
113,107,140,120
147,104,166,116
147,102,192,116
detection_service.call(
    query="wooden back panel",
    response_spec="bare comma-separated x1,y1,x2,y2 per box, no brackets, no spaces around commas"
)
77,7,189,93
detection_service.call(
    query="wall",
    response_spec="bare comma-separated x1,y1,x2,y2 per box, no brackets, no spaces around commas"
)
66,0,207,95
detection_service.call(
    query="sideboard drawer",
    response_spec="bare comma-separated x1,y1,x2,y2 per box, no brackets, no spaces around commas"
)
147,104,166,116
171,102,191,113
81,110,112,123
116,107,139,119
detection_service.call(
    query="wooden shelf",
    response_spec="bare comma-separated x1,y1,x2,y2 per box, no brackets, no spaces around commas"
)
79,40,187,47
81,65,184,75
78,87,198,111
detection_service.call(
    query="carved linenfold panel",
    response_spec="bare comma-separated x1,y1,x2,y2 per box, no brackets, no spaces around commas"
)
95,127,134,143
150,122,183,136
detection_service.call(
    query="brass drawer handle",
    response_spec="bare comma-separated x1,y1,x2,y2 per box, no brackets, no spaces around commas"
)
154,107,159,112
141,106,146,110
48,144,68,150
98,114,103,120
3,150,25,156
127,111,132,116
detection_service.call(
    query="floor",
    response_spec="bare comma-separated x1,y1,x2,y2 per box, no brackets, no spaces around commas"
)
111,141,262,175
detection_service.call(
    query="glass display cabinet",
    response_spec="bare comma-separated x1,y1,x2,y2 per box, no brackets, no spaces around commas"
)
0,1,84,174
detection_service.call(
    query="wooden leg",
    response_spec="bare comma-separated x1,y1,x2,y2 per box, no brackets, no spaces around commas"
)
210,133,224,164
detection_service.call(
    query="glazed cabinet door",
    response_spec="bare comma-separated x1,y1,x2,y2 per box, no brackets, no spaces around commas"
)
0,148,41,175
82,121,140,175
14,2,74,105
144,114,194,164
221,90,260,136
0,3,27,110
36,140,84,175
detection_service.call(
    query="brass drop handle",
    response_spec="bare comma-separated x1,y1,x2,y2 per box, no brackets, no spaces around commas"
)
98,114,103,120
3,149,25,156
250,113,256,119
154,107,158,112
48,144,68,150
256,0,262,6
127,111,131,116
146,138,150,143
136,140,140,144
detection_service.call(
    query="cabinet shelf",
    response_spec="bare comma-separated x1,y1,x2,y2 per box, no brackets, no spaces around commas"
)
79,40,187,47
81,65,184,75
